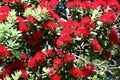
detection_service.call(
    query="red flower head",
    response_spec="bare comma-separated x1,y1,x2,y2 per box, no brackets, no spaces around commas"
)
31,30,43,44
50,74,61,80
90,1,100,9
39,0,47,3
59,20,79,29
70,67,83,78
21,53,28,60
56,37,64,48
56,50,64,56
1,59,26,78
42,21,58,30
48,9,60,20
108,26,119,44
17,16,24,22
23,3,31,9
34,51,46,63
82,65,95,77
62,35,72,43
74,0,81,7
46,49,55,57
0,45,10,57
56,35,72,47
19,22,29,32
81,16,91,25
107,0,119,10
26,15,38,23
28,57,38,68
74,27,91,37
61,27,73,36
103,51,111,60
47,0,58,7
13,59,26,70
59,20,68,28
20,69,28,79
66,1,75,8
95,0,107,10
0,6,10,22
53,58,63,69
99,11,117,24
90,39,102,52
2,0,16,4
1,64,13,78
46,67,55,74
64,54,75,63
81,16,95,29
81,1,91,9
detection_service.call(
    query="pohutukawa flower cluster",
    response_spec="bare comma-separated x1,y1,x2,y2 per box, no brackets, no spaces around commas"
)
0,0,120,80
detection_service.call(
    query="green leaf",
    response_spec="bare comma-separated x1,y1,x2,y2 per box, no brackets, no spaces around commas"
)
6,76,12,80
7,10,17,24
11,71,21,80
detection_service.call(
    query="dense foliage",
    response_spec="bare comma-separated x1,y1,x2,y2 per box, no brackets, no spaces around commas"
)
0,0,120,80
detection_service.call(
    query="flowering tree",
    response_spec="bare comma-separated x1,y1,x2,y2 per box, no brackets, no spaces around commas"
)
0,0,120,80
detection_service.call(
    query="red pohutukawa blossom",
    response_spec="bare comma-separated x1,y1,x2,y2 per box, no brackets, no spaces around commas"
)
48,9,60,20
1,0,120,80
81,1,91,9
50,74,61,80
70,67,83,78
90,1,100,9
108,26,119,44
46,67,55,74
53,58,63,69
82,65,95,77
28,57,38,68
26,15,38,23
30,30,43,44
0,6,10,22
61,27,73,36
20,69,28,79
2,0,16,4
90,39,102,51
99,11,117,24
64,54,75,63
0,45,10,57
23,3,31,9
66,0,81,8
56,35,72,47
39,0,58,7
39,0,47,3
24,30,42,50
81,16,91,25
74,27,91,37
56,50,64,56
62,35,73,43
66,1,75,8
107,0,119,10
21,53,28,60
60,20,80,29
95,0,107,10
1,59,26,79
46,49,55,57
47,0,58,7
42,21,58,30
19,22,29,32
34,51,46,63
103,51,111,60
17,16,24,22
59,20,68,28
80,16,95,29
